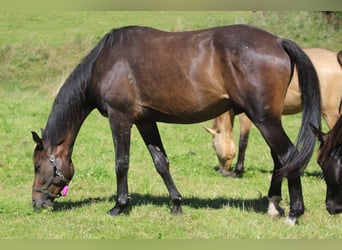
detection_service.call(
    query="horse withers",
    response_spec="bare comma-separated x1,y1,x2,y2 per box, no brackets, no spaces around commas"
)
31,24,321,225
206,48,342,178
311,115,342,214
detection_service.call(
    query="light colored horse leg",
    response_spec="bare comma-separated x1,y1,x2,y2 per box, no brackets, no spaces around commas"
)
233,113,253,176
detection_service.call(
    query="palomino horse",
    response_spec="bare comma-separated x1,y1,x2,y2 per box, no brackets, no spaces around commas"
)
31,25,321,225
206,48,342,177
311,115,342,214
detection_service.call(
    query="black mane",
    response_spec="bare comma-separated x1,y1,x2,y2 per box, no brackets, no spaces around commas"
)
42,27,134,146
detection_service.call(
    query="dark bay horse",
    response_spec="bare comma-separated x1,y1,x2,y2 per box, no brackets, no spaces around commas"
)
311,115,342,214
31,25,321,225
206,48,342,178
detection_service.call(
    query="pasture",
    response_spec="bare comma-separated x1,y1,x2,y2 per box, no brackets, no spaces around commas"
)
0,11,342,239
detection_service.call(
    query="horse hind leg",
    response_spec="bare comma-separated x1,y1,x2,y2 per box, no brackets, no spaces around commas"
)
136,122,183,214
251,116,305,225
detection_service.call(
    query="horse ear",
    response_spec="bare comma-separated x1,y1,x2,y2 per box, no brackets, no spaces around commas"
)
31,131,43,150
337,50,342,67
203,126,217,136
310,124,326,144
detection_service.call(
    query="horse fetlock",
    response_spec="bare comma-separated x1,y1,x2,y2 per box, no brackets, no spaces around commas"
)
289,205,305,219
108,197,131,216
170,196,183,215
268,196,285,217
117,195,131,207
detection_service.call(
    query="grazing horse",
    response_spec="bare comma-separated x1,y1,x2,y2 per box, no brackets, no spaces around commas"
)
311,115,342,214
207,48,342,177
31,25,321,225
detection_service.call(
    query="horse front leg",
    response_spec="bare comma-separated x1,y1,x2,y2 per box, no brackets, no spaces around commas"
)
136,122,183,214
107,111,132,216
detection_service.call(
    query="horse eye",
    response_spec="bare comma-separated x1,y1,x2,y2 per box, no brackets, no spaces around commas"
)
49,155,56,163
34,160,42,170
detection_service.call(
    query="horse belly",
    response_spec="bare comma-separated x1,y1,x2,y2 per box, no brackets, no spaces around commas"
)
135,76,232,122
142,97,233,124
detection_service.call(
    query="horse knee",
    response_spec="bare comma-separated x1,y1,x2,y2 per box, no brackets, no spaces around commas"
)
154,153,169,175
115,155,130,175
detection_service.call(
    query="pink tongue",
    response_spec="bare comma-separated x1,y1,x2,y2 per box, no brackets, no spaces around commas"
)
61,185,69,196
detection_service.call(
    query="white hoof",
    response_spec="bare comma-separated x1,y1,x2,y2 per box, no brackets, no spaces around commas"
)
284,216,297,226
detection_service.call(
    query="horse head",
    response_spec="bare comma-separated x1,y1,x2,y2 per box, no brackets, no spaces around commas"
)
204,126,236,176
31,131,75,211
311,123,342,214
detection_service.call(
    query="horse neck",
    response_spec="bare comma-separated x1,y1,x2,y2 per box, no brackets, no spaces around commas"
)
43,84,93,157
41,28,112,156
214,112,234,139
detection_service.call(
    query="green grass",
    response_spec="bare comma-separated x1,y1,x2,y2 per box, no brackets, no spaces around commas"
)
1,11,342,239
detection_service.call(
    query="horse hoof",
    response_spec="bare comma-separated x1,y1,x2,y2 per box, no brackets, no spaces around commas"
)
284,216,297,226
171,205,183,215
108,206,123,216
221,170,232,177
221,170,242,178
230,172,242,178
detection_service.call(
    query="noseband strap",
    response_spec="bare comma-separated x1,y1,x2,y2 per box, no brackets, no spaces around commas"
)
32,155,70,199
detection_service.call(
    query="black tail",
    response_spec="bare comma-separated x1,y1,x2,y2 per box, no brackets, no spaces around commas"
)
277,39,321,179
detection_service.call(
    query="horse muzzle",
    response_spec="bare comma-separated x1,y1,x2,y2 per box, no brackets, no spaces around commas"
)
32,196,54,211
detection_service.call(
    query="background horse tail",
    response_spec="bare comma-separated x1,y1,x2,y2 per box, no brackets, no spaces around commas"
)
277,39,321,180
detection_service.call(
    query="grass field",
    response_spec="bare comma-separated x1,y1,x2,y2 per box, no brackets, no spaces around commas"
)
0,11,342,239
